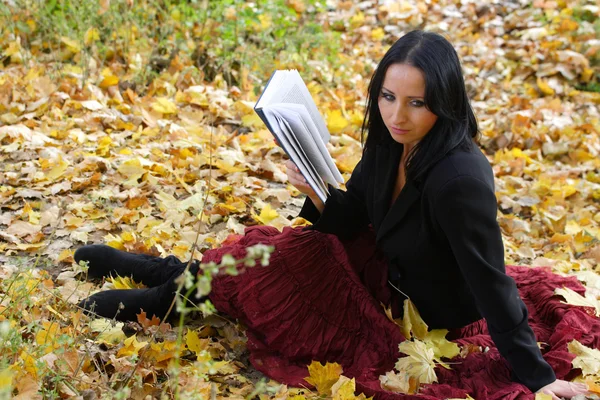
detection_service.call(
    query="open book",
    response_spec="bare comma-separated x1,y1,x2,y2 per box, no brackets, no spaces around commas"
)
254,70,344,203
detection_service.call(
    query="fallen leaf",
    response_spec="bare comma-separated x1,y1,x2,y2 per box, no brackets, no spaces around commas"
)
186,329,210,355
90,319,126,345
568,339,600,376
109,275,145,289
327,109,349,134
137,310,161,329
379,370,411,394
305,361,343,396
152,97,177,114
81,100,103,111
423,329,460,360
253,203,279,225
0,368,14,393
13,373,41,400
555,287,600,316
331,376,365,400
401,299,428,340
395,340,437,385
586,377,600,394
117,335,149,357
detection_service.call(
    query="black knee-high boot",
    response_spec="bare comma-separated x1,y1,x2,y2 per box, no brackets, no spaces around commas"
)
74,245,191,288
78,262,201,322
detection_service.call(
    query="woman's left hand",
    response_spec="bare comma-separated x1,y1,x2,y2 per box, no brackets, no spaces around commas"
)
536,380,591,400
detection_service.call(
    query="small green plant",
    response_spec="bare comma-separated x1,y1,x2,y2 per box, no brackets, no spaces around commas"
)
576,81,600,93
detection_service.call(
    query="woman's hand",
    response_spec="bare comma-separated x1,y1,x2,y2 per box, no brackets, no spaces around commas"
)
536,380,591,400
285,160,313,196
284,160,325,212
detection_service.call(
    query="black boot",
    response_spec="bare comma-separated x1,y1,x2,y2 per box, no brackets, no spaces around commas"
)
78,263,201,322
74,245,188,288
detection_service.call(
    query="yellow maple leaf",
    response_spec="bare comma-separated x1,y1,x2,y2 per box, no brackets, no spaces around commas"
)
0,368,13,393
151,97,177,114
371,27,385,41
254,204,279,225
35,321,61,353
117,158,146,186
44,156,69,181
305,361,343,395
3,41,22,58
148,340,180,363
537,77,555,96
99,72,119,89
327,109,349,135
395,340,437,385
555,287,600,316
117,335,148,357
423,329,460,360
84,27,100,46
90,319,126,345
535,393,553,400
241,113,263,128
61,36,81,53
350,11,365,28
109,275,145,289
581,67,594,83
186,329,209,355
331,376,360,400
57,249,73,263
401,299,428,340
290,217,312,227
568,339,600,376
19,351,38,377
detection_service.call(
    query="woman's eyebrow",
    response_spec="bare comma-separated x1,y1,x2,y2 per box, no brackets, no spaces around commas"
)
381,86,424,98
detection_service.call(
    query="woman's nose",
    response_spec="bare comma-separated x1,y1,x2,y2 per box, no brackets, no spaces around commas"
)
393,104,408,124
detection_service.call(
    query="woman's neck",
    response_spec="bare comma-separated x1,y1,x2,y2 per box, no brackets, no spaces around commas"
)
402,143,416,163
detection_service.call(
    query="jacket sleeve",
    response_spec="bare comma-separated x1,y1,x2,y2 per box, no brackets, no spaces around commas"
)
433,175,556,392
298,157,370,240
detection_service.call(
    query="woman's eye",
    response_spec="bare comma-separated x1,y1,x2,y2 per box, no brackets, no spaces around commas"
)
410,100,426,107
381,93,394,102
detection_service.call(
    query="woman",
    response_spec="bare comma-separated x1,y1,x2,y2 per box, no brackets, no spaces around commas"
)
76,31,590,399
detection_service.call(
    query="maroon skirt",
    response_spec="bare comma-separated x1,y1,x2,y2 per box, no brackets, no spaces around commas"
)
205,226,600,400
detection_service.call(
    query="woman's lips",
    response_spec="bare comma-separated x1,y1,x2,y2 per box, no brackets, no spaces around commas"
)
391,127,409,135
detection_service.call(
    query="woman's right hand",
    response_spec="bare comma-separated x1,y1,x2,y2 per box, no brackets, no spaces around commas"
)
285,160,315,197
285,160,325,212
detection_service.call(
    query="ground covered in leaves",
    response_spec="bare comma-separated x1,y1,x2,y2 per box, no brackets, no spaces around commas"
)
1,0,600,398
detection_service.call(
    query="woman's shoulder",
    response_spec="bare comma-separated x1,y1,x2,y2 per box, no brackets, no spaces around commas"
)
422,145,495,196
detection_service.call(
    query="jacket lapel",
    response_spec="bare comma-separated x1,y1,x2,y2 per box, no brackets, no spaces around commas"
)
375,175,422,242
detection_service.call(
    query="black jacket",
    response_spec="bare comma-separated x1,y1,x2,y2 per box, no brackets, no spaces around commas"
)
299,141,556,392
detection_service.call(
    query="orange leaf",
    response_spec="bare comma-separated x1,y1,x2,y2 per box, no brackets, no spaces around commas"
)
137,311,161,329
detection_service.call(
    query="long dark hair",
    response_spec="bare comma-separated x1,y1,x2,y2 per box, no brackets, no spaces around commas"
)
361,30,479,183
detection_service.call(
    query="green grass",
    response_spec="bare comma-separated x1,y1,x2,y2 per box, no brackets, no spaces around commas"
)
0,0,342,90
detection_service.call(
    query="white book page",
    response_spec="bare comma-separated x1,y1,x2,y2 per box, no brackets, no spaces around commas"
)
267,105,337,187
255,71,286,108
275,103,344,184
273,114,328,198
263,109,328,203
263,106,337,186
256,70,330,143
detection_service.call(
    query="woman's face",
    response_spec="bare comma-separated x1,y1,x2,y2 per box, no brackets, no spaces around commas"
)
377,63,438,148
